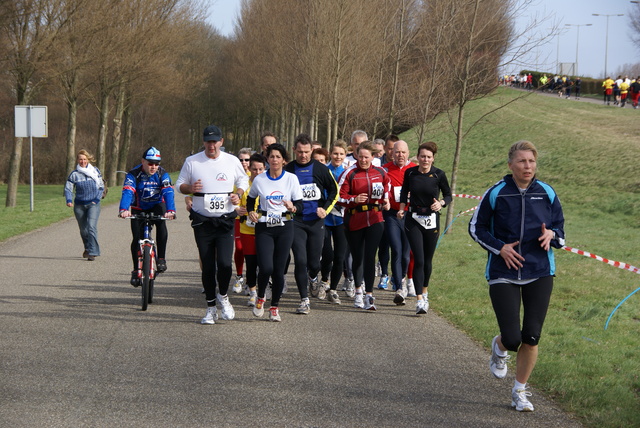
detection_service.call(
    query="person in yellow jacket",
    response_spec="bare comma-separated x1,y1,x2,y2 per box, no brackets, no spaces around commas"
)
602,77,615,105
539,74,548,90
236,153,267,307
232,148,253,294
619,79,630,108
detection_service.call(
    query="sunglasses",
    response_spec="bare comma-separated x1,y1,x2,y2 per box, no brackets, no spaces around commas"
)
239,158,250,162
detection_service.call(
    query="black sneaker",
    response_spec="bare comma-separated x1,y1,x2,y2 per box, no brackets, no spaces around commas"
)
157,258,167,273
130,270,140,287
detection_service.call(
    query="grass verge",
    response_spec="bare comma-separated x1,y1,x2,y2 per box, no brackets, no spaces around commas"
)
399,87,640,427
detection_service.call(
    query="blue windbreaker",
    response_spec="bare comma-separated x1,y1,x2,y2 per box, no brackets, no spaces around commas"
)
469,174,565,281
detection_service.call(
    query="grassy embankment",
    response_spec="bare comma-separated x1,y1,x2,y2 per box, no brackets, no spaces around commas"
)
1,87,638,426
0,173,182,243
399,87,639,427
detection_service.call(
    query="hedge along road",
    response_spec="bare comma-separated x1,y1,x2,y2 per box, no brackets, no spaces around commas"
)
0,204,583,427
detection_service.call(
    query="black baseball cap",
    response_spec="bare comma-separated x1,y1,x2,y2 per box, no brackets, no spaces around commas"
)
203,125,223,142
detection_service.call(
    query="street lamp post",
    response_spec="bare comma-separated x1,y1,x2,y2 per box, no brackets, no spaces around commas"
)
565,23,592,76
592,13,624,77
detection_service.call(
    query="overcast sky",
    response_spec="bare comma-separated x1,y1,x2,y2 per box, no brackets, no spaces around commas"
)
207,0,640,79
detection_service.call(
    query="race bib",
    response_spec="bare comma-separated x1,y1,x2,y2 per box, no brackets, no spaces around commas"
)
371,182,384,199
413,212,437,230
205,193,230,215
393,186,402,203
266,210,284,227
301,183,321,201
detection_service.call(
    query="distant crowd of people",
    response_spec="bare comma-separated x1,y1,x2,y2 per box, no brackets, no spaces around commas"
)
601,75,640,108
501,72,640,108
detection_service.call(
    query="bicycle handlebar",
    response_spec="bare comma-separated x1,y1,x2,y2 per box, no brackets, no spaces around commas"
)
126,213,171,221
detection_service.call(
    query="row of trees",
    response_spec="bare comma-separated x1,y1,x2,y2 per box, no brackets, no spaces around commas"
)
219,0,515,146
1,0,547,214
0,0,219,206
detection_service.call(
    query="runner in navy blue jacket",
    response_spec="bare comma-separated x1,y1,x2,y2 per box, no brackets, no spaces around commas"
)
285,133,339,314
119,147,176,285
469,140,565,413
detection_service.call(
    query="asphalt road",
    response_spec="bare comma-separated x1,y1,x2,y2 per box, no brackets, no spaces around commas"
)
0,204,583,427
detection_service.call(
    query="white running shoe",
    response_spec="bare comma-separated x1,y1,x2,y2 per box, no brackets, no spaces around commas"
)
309,276,320,298
345,279,355,298
327,290,341,305
232,275,244,293
296,298,311,314
247,292,257,307
416,299,428,315
393,288,406,305
511,387,534,412
318,280,329,300
406,278,416,297
201,306,218,325
423,297,430,312
364,295,377,311
490,336,510,379
217,294,235,320
353,293,364,309
269,306,281,322
253,297,265,317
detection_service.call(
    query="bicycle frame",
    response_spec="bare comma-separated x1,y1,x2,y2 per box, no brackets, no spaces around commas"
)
136,223,156,282
128,212,165,310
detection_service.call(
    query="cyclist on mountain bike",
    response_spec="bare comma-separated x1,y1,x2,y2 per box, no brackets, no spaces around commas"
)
119,147,176,286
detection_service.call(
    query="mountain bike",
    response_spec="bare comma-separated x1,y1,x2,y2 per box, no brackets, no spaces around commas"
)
128,212,166,311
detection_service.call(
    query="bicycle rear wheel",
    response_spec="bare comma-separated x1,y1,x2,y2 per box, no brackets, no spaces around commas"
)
141,245,151,311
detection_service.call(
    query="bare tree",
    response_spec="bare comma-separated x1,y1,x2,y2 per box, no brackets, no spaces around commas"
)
629,1,640,50
1,0,79,207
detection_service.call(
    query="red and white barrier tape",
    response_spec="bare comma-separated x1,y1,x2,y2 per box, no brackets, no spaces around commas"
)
562,246,640,275
453,193,482,200
451,193,640,276
457,206,478,216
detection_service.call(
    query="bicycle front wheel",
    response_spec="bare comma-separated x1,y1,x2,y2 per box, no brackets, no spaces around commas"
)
141,245,151,311
149,245,157,304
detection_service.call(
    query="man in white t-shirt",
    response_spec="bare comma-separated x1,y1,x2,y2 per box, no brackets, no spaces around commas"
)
342,130,381,169
176,124,249,325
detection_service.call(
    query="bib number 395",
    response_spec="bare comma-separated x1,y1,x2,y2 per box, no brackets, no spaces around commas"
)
205,194,230,215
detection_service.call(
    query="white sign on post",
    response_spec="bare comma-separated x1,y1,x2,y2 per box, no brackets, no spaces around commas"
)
14,105,48,212
15,106,48,138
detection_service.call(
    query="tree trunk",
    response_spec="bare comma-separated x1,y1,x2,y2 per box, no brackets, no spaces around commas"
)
118,99,133,185
65,98,78,176
108,82,126,186
6,83,31,207
96,89,110,175
325,108,333,149
387,0,409,134
5,137,24,207
444,0,480,231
